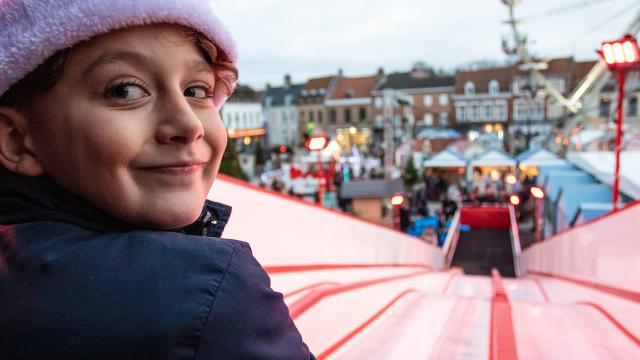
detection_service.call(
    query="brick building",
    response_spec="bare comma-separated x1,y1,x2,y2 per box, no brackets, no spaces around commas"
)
297,75,340,143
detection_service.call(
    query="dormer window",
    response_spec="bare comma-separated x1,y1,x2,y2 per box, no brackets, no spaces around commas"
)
489,80,499,95
319,88,326,95
284,94,293,106
345,89,355,98
310,89,317,95
301,89,308,96
464,81,475,95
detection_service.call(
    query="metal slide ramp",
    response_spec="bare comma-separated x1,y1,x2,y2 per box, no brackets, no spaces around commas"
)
269,266,640,359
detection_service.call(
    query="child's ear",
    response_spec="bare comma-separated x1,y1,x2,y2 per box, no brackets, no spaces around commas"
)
0,107,45,177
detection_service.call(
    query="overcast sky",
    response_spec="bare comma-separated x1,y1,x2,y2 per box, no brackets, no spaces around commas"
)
214,0,640,89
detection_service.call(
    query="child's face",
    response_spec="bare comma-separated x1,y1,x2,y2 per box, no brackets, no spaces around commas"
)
24,24,227,229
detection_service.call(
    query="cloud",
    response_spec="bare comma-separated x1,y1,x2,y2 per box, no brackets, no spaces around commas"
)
214,0,640,88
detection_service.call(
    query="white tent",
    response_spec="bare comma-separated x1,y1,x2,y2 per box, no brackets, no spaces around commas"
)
517,148,567,167
567,151,640,200
423,149,467,168
471,149,516,167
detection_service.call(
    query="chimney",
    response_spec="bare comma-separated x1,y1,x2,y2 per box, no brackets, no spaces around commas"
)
337,68,343,78
376,67,385,79
284,74,292,89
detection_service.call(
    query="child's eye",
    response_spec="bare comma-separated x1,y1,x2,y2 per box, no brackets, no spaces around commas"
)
184,85,214,99
107,82,148,101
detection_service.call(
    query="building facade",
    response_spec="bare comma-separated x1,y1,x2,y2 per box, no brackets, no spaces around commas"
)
221,84,264,142
297,75,339,143
452,67,514,134
372,66,455,129
262,75,304,148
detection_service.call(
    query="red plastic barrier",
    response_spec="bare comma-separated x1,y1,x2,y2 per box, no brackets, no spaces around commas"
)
460,206,511,229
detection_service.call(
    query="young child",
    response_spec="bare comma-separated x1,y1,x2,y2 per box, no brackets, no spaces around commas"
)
0,1,315,359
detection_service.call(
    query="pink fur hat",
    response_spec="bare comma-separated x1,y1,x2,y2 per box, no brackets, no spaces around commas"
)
0,0,238,109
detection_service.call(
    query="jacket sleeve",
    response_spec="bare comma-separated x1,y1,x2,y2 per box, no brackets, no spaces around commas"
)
195,243,315,360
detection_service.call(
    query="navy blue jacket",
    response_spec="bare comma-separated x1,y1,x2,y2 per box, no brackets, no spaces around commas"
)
0,170,315,359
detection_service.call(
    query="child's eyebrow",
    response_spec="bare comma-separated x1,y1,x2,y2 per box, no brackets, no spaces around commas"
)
187,59,215,76
82,50,150,79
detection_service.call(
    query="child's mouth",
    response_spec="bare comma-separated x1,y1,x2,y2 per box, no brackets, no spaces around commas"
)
140,162,207,175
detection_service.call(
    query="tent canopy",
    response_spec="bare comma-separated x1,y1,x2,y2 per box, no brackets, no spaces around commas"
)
516,148,567,167
423,148,467,168
537,164,575,186
560,184,612,225
546,170,596,202
416,128,461,139
471,149,515,167
573,202,613,225
567,151,640,200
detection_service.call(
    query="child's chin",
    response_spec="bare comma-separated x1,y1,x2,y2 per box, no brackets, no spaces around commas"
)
134,208,202,230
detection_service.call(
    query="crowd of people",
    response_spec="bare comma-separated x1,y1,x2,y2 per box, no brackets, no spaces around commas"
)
400,169,537,245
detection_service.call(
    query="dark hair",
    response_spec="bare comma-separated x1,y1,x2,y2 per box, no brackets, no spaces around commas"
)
0,29,238,108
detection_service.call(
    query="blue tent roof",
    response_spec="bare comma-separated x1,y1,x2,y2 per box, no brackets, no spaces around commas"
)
416,128,461,139
537,164,575,186
547,170,596,202
560,184,613,224
573,203,612,225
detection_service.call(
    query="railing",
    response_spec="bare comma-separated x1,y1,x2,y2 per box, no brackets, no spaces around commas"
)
508,204,522,277
441,208,461,269
522,200,640,292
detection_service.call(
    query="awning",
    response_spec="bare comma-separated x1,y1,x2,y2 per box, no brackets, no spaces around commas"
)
567,151,640,200
471,149,515,167
517,148,567,167
423,148,467,168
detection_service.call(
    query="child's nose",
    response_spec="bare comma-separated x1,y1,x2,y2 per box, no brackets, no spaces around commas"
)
155,95,205,145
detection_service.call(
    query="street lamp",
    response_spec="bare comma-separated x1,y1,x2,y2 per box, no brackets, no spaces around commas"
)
530,186,544,243
390,193,404,231
599,35,640,211
305,134,329,206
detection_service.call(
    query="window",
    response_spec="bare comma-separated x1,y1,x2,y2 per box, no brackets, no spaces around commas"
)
628,97,638,117
496,102,507,120
489,80,499,95
375,97,383,109
344,108,352,123
599,97,611,118
309,111,314,122
330,109,337,124
284,94,294,106
464,81,475,95
375,115,383,127
534,100,544,120
301,89,308,96
359,107,367,123
515,100,527,121
423,113,434,126
300,111,305,120
439,94,448,107
456,106,466,121
471,105,479,120
318,110,323,124
484,104,492,119
423,95,433,107
264,96,273,107
439,112,449,126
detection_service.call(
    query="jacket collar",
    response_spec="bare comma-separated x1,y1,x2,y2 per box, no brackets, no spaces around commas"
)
0,168,232,237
